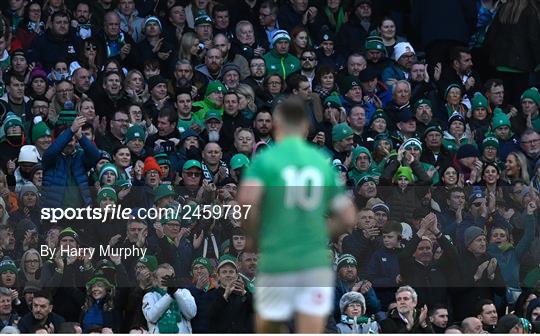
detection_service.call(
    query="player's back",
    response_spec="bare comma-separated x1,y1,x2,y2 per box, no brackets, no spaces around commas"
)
244,136,341,273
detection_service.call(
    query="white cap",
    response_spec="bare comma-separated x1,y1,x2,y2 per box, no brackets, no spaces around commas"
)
18,145,39,163
392,42,415,61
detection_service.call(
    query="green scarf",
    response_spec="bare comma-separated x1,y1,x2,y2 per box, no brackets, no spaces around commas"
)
324,6,345,33
151,287,181,333
498,242,514,252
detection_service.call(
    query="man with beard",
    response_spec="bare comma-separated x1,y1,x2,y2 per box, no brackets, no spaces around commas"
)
95,109,129,154
144,108,180,156
382,42,416,90
429,305,450,333
17,291,65,333
201,142,229,184
42,116,101,209
414,99,435,136
175,89,202,134
71,68,92,99
219,91,250,151
29,11,78,70
243,57,266,98
72,1,95,40
0,227,16,260
334,254,381,320
169,60,198,100
125,124,146,162
438,47,480,100
253,109,273,144
214,34,250,80
195,48,225,90
300,50,317,89
200,111,223,144
409,62,439,105
90,71,130,119
221,63,241,90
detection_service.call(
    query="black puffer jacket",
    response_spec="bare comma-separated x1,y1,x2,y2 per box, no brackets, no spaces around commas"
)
486,4,540,72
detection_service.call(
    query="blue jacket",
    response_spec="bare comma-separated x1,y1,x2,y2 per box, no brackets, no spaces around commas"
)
42,129,101,208
488,213,536,288
366,246,401,308
381,63,407,91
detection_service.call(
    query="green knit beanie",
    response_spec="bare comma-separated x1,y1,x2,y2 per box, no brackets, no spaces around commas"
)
521,87,540,107
471,92,488,111
31,121,51,143
332,123,353,142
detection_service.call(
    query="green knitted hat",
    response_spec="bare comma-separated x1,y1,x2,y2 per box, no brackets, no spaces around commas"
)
337,254,357,270
56,109,77,127
125,124,146,143
370,109,388,125
521,87,540,106
444,83,462,98
340,76,360,94
138,255,158,272
86,276,113,290
471,92,488,111
3,112,23,133
0,257,17,274
423,123,443,138
98,163,118,182
492,108,511,129
97,186,117,203
31,121,51,143
58,227,80,243
154,183,175,203
364,36,385,53
154,153,171,167
356,175,376,188
230,153,250,170
332,122,353,142
393,165,414,183
413,98,432,111
324,95,342,109
482,135,499,150
205,81,226,96
160,206,180,224
191,257,214,274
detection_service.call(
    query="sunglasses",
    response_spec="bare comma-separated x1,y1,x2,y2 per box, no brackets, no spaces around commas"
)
301,57,315,61
85,45,97,51
185,172,201,177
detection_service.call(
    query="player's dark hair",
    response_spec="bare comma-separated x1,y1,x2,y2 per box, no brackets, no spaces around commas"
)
275,96,308,126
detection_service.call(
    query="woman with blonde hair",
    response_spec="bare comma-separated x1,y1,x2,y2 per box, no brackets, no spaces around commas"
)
235,84,257,120
178,32,203,66
124,69,150,104
81,276,120,332
503,151,530,184
18,248,42,288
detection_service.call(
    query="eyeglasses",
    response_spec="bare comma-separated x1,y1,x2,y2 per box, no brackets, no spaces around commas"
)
259,12,272,18
301,57,315,61
521,139,540,145
184,172,201,177
85,45,97,51
268,81,281,86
